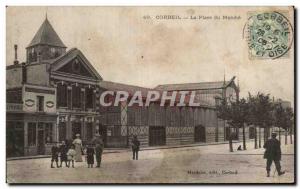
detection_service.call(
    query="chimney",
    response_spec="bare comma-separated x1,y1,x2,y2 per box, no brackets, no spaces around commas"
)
13,44,19,65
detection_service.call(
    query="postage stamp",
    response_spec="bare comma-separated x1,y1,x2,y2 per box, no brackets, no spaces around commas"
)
244,11,294,60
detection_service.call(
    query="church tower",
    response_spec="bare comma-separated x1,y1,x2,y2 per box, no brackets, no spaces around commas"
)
26,17,66,63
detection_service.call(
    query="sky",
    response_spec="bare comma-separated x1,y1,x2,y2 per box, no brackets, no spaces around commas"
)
6,6,294,105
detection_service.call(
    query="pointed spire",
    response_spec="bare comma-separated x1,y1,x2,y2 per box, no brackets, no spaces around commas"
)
45,7,48,20
27,17,66,48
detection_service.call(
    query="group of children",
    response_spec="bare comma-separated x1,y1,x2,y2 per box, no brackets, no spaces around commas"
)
51,141,97,168
51,141,77,168
51,135,139,168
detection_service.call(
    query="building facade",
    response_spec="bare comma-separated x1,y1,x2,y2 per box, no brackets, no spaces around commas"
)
7,17,264,157
7,18,102,157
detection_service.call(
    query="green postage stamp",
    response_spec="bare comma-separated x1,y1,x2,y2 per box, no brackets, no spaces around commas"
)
245,11,293,60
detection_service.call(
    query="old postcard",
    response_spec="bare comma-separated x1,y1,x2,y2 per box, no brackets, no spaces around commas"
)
6,6,295,184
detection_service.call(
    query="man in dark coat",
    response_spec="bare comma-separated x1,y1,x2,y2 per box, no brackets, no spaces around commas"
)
132,135,140,160
59,141,68,168
263,132,285,177
51,143,60,168
93,133,104,168
86,143,95,168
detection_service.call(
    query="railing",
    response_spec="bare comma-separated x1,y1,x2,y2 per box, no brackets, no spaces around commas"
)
6,103,23,112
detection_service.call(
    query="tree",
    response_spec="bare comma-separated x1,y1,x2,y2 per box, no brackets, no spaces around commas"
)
232,98,249,150
247,93,258,149
274,104,285,144
247,93,273,149
216,99,233,152
216,98,249,151
283,107,294,145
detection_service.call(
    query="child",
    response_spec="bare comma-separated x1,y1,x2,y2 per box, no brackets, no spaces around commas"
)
51,143,60,168
86,144,95,168
83,145,87,162
67,145,76,168
59,141,68,167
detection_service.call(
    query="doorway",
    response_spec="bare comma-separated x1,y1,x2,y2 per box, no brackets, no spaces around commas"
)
72,122,81,139
149,126,166,146
6,122,24,157
37,123,45,155
194,125,206,142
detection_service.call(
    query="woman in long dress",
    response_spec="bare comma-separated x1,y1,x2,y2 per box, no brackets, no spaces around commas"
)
72,134,83,162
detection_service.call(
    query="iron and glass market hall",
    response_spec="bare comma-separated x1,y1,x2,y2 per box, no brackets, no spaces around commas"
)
7,17,254,157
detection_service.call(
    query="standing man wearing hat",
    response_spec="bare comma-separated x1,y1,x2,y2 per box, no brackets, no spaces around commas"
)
131,135,140,160
263,132,285,177
93,133,104,168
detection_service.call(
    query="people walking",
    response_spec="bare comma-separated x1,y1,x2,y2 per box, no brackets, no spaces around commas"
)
59,141,68,168
86,144,95,168
263,132,285,177
51,143,60,168
93,133,104,168
132,135,140,160
67,145,76,168
72,134,83,162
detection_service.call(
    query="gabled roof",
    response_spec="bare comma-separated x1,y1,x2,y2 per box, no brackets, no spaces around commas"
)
155,76,236,91
99,81,152,98
98,81,183,103
27,18,66,48
50,48,102,81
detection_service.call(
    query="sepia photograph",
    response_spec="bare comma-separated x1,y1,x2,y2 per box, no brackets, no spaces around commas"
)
5,6,295,184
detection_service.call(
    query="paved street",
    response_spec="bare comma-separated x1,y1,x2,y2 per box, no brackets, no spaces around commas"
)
7,141,294,184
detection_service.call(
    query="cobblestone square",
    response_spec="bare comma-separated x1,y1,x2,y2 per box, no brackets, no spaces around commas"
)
6,141,294,184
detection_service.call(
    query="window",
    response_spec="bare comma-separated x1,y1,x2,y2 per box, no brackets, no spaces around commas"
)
37,96,44,112
86,123,93,140
28,123,36,146
6,89,22,103
72,86,81,108
30,48,37,62
50,47,56,54
45,123,53,143
86,88,94,109
107,126,121,137
50,48,61,58
57,84,67,107
54,51,60,58
59,122,66,142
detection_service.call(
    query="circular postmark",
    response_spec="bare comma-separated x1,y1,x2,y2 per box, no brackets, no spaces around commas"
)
243,11,293,60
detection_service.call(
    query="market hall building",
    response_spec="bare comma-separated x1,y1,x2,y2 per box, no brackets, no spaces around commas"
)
97,78,242,148
7,17,253,157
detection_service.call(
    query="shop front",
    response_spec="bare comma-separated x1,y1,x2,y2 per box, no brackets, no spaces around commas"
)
7,113,57,157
